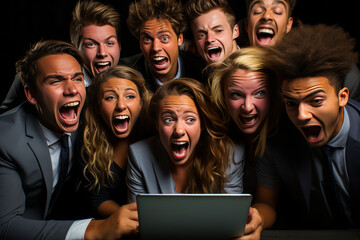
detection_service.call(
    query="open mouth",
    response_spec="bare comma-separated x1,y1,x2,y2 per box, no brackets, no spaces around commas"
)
60,101,79,124
207,46,222,61
301,126,322,144
171,141,189,160
256,28,275,45
239,114,258,127
113,115,129,134
94,61,111,73
152,56,169,70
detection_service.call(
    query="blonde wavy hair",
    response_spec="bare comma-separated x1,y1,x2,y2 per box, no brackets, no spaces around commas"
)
81,65,150,191
209,47,282,158
149,78,234,193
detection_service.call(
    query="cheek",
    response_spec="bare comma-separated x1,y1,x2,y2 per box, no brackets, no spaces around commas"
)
82,48,96,62
255,98,269,114
226,99,242,116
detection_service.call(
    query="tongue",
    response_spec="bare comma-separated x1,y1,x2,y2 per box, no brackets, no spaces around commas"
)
258,36,272,45
154,59,167,66
114,119,128,132
209,51,221,60
173,145,187,158
306,127,320,139
60,107,76,121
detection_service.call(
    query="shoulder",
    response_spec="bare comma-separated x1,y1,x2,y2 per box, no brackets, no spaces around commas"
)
118,53,144,69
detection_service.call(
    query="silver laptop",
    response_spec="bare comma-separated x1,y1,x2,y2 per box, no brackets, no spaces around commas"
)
136,193,252,240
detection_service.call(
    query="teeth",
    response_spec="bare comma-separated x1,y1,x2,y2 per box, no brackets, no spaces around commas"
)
64,102,79,107
172,141,187,145
96,62,110,66
115,115,129,120
208,46,220,51
258,28,274,34
153,57,165,61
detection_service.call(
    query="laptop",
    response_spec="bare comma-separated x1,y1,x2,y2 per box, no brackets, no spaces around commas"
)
136,193,252,240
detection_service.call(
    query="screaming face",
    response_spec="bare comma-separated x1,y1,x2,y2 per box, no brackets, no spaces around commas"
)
26,54,86,133
158,95,201,166
282,76,349,147
99,78,142,139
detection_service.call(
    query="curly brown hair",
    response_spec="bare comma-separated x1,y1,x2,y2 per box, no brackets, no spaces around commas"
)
127,0,186,39
268,23,358,93
81,65,150,191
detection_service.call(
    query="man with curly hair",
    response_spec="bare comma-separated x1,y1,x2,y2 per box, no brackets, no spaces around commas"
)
254,24,360,229
119,0,205,93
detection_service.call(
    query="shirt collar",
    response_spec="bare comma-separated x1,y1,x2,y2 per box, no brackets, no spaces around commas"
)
326,107,350,149
153,55,183,87
37,120,71,146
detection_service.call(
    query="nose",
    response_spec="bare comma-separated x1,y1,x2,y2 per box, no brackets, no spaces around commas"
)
97,43,108,58
261,9,274,22
173,121,185,137
63,80,78,96
206,31,215,43
116,98,126,111
152,38,161,52
297,103,312,121
241,97,254,113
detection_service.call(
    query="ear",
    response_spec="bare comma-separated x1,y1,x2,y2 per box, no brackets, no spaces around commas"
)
338,87,349,107
286,17,293,33
177,33,184,47
24,86,38,106
232,24,240,39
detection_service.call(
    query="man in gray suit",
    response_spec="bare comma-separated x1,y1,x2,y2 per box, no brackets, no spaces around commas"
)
0,40,138,239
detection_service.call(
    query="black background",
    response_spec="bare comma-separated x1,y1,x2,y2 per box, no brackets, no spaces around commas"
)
1,0,359,103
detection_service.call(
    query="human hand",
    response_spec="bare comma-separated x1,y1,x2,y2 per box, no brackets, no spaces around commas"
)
234,207,262,240
85,202,139,240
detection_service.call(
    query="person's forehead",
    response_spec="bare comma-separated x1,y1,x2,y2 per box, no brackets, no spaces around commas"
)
141,19,176,35
249,0,289,10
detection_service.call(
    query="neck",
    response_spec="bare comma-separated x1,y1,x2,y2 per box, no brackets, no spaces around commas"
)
112,139,129,170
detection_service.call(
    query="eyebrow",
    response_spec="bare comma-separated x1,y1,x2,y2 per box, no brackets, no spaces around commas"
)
283,90,325,101
249,0,287,9
83,35,117,42
43,72,84,82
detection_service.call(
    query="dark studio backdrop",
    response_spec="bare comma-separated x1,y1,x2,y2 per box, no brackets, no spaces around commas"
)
1,0,359,104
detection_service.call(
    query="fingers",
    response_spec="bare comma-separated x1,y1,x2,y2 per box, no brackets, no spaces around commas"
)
244,208,262,236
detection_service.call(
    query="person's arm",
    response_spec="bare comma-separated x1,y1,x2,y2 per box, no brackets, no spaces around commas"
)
96,200,120,218
224,142,245,193
0,155,74,240
252,185,279,229
126,146,147,203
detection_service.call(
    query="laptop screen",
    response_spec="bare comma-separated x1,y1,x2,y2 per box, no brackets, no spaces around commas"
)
137,193,252,240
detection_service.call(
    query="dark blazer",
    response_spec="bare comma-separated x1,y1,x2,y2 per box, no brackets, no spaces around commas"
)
118,50,207,93
0,103,77,239
260,100,360,229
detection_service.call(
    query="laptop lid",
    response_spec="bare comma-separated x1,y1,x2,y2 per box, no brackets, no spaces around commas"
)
136,193,252,240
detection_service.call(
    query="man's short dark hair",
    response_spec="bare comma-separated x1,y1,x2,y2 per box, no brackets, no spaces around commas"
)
16,40,85,90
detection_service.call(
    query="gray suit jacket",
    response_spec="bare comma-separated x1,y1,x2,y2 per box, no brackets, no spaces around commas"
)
126,136,245,203
0,103,75,239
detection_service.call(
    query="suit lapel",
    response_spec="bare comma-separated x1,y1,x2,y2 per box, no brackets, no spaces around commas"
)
151,137,175,193
25,112,54,214
345,103,360,204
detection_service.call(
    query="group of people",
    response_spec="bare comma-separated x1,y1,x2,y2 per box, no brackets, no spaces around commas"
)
0,0,359,239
